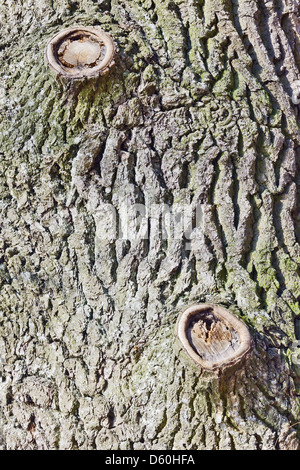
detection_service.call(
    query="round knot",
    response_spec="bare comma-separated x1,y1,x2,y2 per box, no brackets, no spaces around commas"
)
45,26,116,79
176,303,252,371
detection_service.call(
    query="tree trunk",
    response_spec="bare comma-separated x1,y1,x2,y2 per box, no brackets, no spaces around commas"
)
0,0,299,450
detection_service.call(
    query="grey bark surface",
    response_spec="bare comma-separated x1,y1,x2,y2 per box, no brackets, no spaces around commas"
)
0,0,299,450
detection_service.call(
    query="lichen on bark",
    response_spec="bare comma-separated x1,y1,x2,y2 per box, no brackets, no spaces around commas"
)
0,0,299,450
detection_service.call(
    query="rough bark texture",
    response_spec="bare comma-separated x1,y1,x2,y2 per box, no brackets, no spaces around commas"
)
0,0,299,450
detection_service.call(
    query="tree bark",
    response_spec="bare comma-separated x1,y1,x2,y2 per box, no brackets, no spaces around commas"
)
0,0,299,450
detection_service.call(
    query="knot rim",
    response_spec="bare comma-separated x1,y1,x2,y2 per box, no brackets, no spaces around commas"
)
45,26,116,79
175,303,252,371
